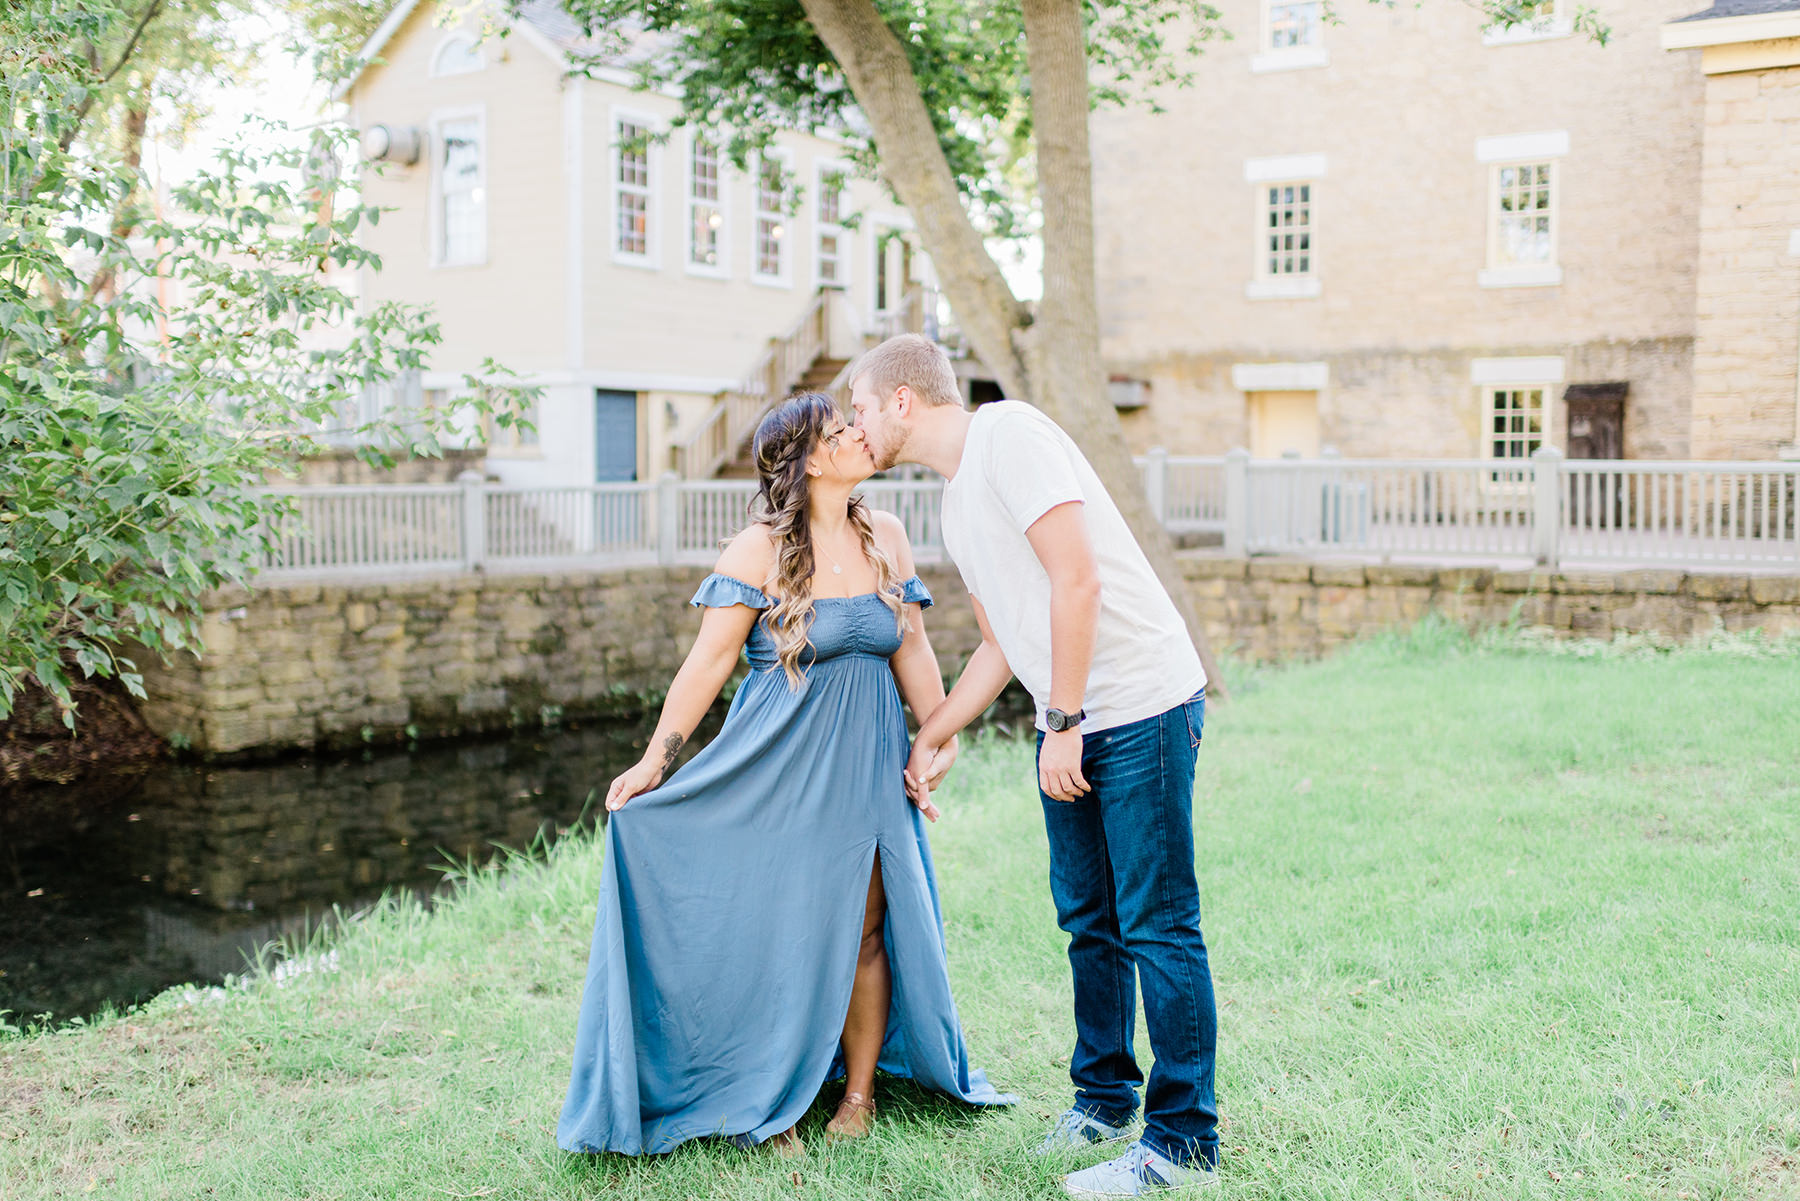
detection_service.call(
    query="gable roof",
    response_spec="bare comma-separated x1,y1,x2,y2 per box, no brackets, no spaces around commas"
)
332,0,651,100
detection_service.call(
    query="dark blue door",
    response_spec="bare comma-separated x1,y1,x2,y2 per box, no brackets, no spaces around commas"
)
594,389,638,482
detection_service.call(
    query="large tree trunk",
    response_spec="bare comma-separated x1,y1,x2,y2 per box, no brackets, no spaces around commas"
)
797,0,1031,398
800,0,1225,696
1015,0,1224,695
85,85,153,304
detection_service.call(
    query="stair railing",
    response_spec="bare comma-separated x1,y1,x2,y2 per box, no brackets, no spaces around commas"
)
673,289,832,479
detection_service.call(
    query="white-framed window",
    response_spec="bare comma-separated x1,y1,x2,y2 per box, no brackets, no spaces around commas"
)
1476,131,1567,288
1494,162,1554,262
1244,154,1324,299
815,161,849,289
1250,180,1318,299
1253,0,1328,72
686,132,726,276
612,112,658,266
432,110,485,267
753,149,792,286
430,34,485,77
1483,0,1572,45
1484,161,1559,287
1484,385,1548,462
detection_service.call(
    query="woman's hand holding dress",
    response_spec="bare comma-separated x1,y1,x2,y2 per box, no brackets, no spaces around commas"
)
607,758,666,812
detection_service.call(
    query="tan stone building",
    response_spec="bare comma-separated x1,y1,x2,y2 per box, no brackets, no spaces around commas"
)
1093,0,1800,465
337,0,934,487
1663,1,1800,460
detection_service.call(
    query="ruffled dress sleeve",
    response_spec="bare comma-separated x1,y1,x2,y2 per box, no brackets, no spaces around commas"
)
898,575,934,609
690,573,773,610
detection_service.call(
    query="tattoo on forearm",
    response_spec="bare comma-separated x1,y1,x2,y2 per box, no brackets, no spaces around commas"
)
658,732,684,770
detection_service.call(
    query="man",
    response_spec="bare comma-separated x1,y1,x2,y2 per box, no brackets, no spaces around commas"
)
850,334,1220,1196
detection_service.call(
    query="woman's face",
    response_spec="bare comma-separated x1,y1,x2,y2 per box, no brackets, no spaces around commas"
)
807,414,876,486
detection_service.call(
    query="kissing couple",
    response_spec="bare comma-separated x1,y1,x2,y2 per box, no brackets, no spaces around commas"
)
557,335,1222,1197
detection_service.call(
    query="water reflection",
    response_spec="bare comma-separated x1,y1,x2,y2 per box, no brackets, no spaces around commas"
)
0,711,723,1024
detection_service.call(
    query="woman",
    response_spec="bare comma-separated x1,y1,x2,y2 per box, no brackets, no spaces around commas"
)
557,392,1012,1157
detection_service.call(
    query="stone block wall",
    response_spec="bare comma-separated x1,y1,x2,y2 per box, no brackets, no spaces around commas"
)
136,564,985,758
138,558,1800,758
1689,62,1800,459
1183,556,1800,661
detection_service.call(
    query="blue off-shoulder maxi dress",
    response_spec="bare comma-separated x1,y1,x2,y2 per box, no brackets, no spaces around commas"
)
557,573,1013,1155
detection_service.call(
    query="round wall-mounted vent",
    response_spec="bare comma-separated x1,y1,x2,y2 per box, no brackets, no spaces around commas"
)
361,124,423,166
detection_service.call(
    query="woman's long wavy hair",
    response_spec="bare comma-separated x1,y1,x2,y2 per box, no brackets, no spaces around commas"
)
751,392,907,687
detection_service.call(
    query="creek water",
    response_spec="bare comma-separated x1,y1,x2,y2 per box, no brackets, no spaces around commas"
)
0,708,727,1026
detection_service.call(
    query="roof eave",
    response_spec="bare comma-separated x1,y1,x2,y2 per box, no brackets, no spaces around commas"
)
1662,7,1800,50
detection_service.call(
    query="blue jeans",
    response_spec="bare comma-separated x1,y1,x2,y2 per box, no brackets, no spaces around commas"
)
1036,692,1218,1168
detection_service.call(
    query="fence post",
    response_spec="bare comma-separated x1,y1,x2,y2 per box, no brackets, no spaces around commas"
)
656,471,681,565
1223,447,1250,558
1144,445,1169,526
457,470,486,573
1531,446,1563,569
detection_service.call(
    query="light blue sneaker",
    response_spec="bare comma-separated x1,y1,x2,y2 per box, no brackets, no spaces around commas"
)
1032,1107,1133,1157
1062,1141,1219,1196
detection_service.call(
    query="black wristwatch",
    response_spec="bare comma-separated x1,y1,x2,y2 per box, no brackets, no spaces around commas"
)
1045,707,1085,733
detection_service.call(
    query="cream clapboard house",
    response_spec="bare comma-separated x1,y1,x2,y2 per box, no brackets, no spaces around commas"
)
337,0,934,486
1092,0,1800,466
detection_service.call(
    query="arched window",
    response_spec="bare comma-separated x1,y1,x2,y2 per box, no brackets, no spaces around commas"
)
431,35,484,78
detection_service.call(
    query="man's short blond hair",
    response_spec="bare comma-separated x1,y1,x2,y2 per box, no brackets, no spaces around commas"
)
850,334,963,409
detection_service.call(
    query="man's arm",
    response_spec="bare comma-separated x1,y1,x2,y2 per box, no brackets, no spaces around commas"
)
914,597,1015,756
1025,501,1099,803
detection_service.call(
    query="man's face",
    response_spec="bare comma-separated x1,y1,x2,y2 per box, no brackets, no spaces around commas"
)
850,376,910,471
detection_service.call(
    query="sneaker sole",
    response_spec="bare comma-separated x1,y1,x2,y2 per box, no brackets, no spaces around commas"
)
1062,1176,1219,1197
1032,1129,1136,1158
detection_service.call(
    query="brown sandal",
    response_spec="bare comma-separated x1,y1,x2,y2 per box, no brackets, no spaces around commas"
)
824,1091,877,1141
767,1124,805,1157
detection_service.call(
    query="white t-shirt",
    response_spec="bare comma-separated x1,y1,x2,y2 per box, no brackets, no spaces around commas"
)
940,401,1207,733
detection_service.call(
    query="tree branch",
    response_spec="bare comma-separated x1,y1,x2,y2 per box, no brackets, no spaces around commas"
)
796,0,1031,397
55,0,166,155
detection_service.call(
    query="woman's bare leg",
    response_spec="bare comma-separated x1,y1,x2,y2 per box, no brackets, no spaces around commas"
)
828,851,888,1137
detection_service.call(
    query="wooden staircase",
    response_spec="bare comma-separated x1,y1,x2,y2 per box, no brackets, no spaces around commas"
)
670,284,947,480
672,289,840,480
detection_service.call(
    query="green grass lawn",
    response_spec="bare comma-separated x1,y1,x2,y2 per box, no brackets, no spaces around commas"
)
4,628,1798,1201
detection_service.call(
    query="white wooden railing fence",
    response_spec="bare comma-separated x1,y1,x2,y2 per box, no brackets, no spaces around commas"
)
254,448,1800,580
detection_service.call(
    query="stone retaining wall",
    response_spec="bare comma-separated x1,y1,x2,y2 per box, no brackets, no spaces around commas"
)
139,557,1800,757
1183,558,1800,661
137,564,985,757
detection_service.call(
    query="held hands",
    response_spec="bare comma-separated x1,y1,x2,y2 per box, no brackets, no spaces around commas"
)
903,734,959,823
1038,729,1090,802
605,757,665,812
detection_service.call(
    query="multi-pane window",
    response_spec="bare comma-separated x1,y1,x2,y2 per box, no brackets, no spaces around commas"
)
755,154,787,280
1487,387,1546,461
817,167,846,287
1493,161,1554,266
1262,182,1313,277
438,117,484,265
615,119,651,258
1267,1,1322,50
688,135,722,270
